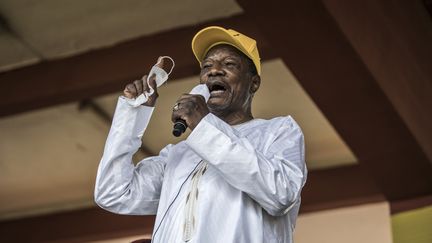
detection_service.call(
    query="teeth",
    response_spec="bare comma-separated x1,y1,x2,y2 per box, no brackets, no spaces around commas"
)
210,90,225,94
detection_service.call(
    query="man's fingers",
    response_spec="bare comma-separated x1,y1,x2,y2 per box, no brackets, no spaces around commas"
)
141,75,149,92
133,80,143,95
178,94,206,104
171,97,197,116
123,87,133,98
171,106,188,123
124,83,137,98
148,74,158,92
170,94,209,130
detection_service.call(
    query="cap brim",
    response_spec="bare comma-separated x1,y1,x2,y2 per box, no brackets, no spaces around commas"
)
192,26,249,64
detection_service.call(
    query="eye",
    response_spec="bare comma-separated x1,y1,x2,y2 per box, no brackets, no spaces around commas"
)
225,59,238,67
202,63,212,68
225,62,236,67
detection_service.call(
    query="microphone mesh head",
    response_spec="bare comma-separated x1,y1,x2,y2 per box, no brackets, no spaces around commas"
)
189,84,210,102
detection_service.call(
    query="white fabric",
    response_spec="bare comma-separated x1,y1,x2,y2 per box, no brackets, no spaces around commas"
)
182,161,208,242
94,97,307,243
126,56,175,107
148,56,175,88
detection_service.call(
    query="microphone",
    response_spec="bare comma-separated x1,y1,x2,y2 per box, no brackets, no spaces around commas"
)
172,84,210,137
172,120,187,137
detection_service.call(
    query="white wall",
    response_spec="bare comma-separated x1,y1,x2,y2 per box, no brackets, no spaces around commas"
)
294,202,393,243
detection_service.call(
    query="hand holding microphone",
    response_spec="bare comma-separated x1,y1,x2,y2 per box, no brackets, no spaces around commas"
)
171,84,210,137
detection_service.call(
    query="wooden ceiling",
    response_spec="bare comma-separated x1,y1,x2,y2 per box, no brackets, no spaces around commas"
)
0,0,243,71
0,0,431,241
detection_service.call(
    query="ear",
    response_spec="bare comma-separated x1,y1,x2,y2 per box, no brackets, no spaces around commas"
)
250,75,261,94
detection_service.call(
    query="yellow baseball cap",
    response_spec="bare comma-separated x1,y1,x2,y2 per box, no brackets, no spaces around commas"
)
191,26,261,75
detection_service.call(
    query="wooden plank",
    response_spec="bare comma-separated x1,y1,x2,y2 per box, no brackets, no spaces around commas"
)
425,0,432,16
0,207,155,242
301,165,384,213
0,14,275,118
391,195,432,214
237,0,432,200
322,0,432,164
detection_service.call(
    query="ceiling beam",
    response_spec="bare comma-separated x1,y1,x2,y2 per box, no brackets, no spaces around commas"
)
0,208,155,242
300,165,385,213
237,0,432,201
0,14,276,118
391,194,432,214
322,0,432,163
300,165,383,213
425,0,432,17
0,165,382,242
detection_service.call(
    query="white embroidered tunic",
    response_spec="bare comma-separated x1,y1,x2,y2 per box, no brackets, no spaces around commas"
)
94,97,307,243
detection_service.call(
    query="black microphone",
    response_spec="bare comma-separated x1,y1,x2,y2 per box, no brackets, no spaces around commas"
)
173,119,187,137
172,84,210,137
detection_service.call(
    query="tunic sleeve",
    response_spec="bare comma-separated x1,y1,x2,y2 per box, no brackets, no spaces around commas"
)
94,97,169,215
186,113,307,216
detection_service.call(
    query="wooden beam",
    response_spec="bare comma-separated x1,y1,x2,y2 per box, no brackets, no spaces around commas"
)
322,0,432,165
0,165,382,242
391,195,432,214
0,14,276,118
0,207,155,242
237,0,432,201
425,0,432,17
301,165,383,213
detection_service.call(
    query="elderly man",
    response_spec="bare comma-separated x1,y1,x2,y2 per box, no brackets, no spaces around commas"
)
95,26,307,243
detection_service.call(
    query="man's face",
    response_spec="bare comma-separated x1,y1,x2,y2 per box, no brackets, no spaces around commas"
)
199,44,255,115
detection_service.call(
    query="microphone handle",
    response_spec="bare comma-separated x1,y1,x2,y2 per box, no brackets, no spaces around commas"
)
172,84,210,137
172,119,187,137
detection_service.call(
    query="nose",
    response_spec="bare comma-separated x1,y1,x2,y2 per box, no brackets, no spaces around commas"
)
208,63,225,77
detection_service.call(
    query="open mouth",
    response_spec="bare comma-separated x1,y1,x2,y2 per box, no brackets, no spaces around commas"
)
208,81,228,96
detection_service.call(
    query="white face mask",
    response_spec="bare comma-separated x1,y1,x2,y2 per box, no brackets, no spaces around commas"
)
146,56,175,95
126,56,175,107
